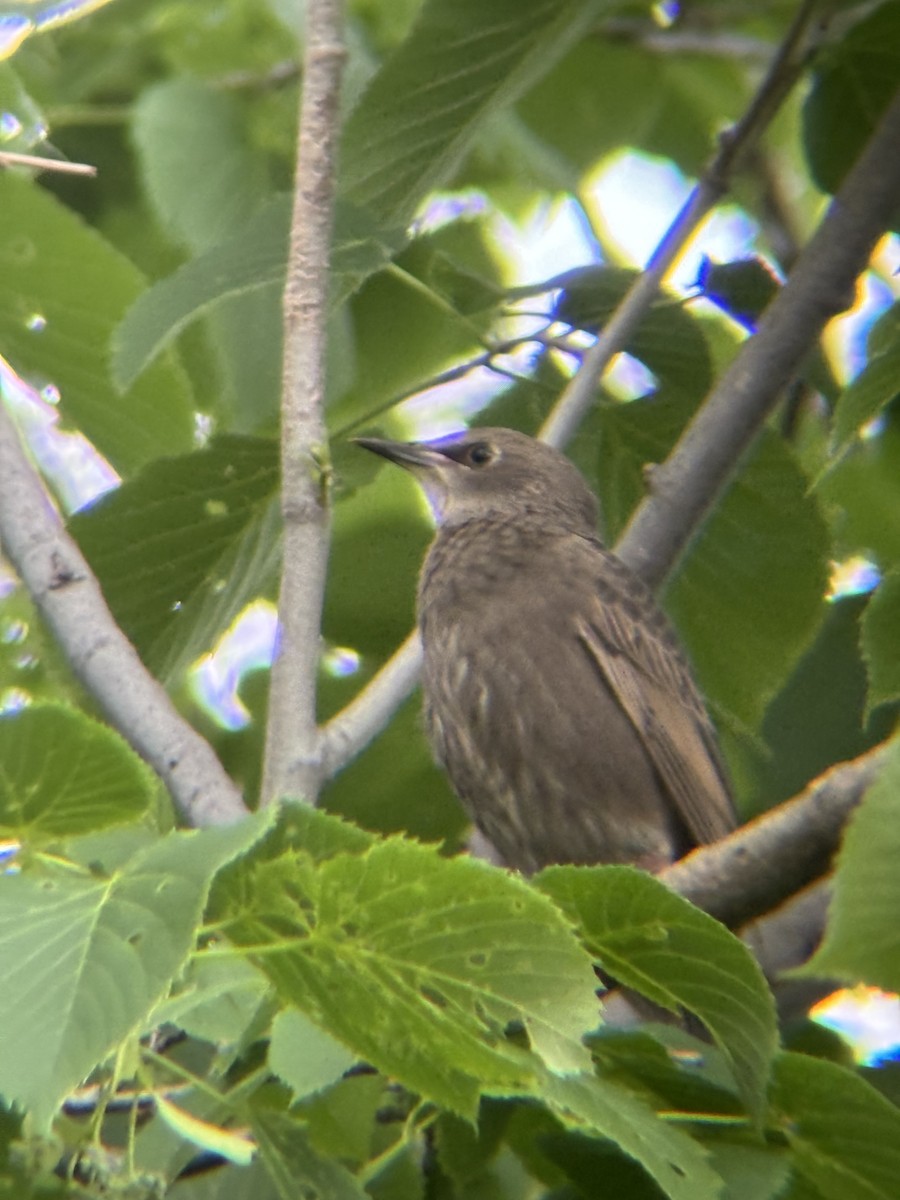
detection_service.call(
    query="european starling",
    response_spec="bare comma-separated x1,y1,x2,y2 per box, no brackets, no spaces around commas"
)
356,427,736,874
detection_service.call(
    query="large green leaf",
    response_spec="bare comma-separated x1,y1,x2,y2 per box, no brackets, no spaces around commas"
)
756,596,890,811
148,953,272,1048
0,703,155,841
111,197,404,391
0,812,270,1126
538,865,777,1122
69,435,279,681
132,77,271,255
0,171,193,475
251,1105,369,1200
799,735,900,991
518,35,748,179
803,3,900,199
210,806,598,1118
131,75,284,431
339,0,607,224
771,1051,900,1200
268,1008,358,1102
538,1070,723,1200
817,416,900,571
707,1143,790,1200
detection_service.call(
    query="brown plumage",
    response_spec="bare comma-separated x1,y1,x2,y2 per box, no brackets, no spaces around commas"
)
355,427,736,874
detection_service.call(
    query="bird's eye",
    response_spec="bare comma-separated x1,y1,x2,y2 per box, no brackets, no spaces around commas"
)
466,443,495,467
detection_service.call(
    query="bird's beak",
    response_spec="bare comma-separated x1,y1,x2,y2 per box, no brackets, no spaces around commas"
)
352,436,450,473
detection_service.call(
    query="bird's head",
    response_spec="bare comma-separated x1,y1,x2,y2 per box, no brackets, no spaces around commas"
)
353,427,599,531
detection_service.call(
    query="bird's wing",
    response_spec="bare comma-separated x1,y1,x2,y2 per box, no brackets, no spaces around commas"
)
573,547,736,846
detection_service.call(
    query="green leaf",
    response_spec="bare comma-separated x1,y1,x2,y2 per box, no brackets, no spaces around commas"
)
541,265,713,398
131,75,285,431
339,0,605,225
538,1070,723,1200
111,197,405,391
771,1051,900,1200
296,1072,385,1167
251,1105,369,1200
0,63,46,153
803,3,900,199
588,1028,743,1118
537,866,777,1122
0,811,271,1126
668,432,830,732
132,77,271,255
434,1104,513,1190
756,596,890,811
707,1143,790,1200
817,417,900,571
861,567,900,714
518,36,748,179
696,257,781,332
210,806,598,1117
70,435,279,681
800,736,900,991
269,1009,357,1100
594,401,830,730
831,303,900,459
109,195,287,392
0,704,155,841
0,171,193,475
427,251,505,317
149,954,272,1047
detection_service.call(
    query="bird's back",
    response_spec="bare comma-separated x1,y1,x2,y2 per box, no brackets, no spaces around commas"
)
418,514,735,873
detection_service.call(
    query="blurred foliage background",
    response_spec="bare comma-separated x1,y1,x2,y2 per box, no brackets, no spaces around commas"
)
1,0,900,1196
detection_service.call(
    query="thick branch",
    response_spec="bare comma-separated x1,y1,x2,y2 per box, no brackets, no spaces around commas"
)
660,743,887,929
0,404,247,826
618,84,900,585
261,0,346,806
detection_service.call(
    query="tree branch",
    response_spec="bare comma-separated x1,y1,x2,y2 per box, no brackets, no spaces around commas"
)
660,743,887,930
539,0,823,450
618,84,900,586
261,0,347,806
600,19,772,62
319,630,422,776
0,403,247,827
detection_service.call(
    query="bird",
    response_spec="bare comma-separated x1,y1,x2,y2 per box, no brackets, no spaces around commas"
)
354,427,736,874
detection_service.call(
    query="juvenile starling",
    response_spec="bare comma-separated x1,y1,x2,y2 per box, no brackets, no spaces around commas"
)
356,427,736,874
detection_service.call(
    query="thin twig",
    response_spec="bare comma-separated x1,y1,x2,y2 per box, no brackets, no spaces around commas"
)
0,404,247,826
539,0,823,450
333,330,551,440
600,20,772,62
319,631,423,775
260,1,347,806
0,151,97,176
